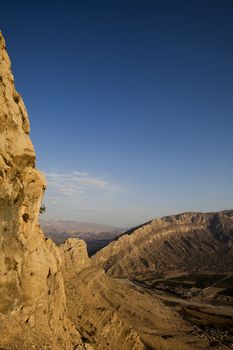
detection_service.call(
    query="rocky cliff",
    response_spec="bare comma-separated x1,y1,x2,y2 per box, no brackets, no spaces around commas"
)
0,32,84,349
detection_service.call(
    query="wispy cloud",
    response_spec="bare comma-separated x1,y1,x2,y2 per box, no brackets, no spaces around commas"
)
44,170,120,200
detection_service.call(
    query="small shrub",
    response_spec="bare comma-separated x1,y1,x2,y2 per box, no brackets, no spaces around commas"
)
39,205,46,214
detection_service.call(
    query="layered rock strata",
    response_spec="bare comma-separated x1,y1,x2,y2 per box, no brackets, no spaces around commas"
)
92,211,233,277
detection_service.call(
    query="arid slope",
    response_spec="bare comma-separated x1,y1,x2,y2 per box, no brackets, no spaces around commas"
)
60,240,208,350
92,211,233,277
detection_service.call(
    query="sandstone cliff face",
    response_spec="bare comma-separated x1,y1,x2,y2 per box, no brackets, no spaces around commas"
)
0,32,83,349
92,211,233,278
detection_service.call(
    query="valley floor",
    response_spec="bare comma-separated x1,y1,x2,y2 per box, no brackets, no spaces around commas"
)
132,272,233,349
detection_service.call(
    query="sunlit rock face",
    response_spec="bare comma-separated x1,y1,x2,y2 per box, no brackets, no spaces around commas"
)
0,32,83,349
60,238,90,278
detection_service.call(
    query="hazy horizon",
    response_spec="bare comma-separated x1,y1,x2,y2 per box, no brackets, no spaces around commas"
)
1,0,233,227
40,208,233,229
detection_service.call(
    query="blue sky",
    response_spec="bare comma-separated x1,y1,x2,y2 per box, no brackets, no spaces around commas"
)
1,0,233,227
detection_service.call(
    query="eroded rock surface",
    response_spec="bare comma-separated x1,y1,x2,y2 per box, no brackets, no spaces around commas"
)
62,247,208,350
0,32,83,349
60,238,90,278
92,211,233,277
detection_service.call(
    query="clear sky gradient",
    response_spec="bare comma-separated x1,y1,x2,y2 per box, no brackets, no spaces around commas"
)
1,0,233,227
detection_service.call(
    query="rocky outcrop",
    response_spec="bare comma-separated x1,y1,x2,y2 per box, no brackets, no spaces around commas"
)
92,211,233,278
60,238,90,278
60,240,147,349
0,32,83,349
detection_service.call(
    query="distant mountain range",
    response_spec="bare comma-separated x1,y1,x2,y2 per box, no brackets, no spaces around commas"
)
40,219,123,255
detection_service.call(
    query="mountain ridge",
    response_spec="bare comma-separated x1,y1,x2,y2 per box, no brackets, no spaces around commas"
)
92,210,233,277
40,218,123,235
